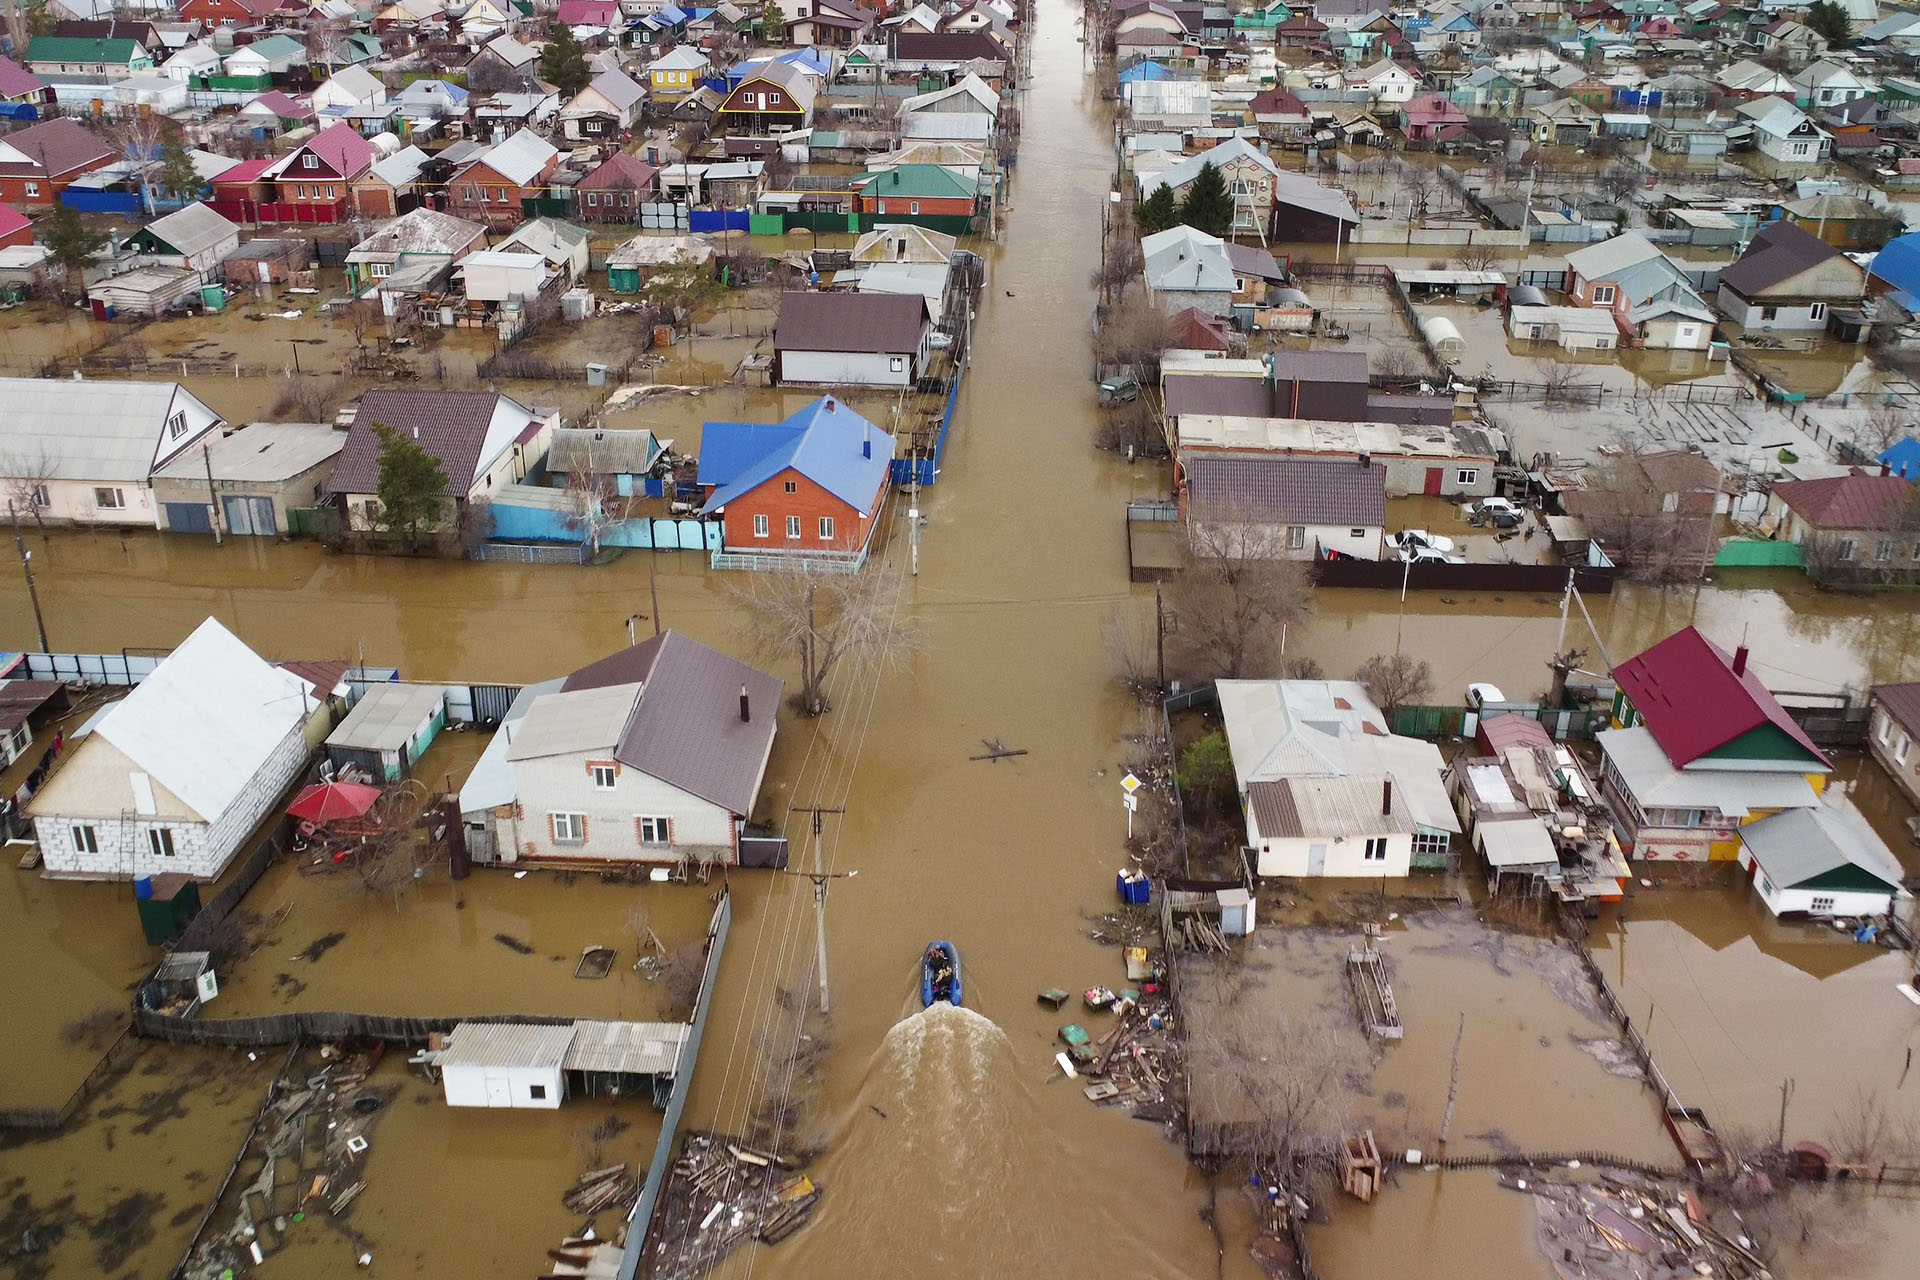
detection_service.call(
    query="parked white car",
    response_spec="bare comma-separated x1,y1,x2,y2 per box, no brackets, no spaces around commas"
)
1390,529,1456,554
1398,543,1465,565
1466,682,1506,709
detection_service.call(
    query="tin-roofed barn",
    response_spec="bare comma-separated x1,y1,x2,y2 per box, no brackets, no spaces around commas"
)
324,682,447,782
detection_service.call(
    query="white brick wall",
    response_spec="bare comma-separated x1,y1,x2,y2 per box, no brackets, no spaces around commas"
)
506,748,737,864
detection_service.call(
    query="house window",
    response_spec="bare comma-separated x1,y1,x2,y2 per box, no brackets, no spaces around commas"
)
303,154,319,168
818,515,835,540
551,812,587,844
741,91,757,105
147,828,176,858
94,487,125,509
1759,306,1778,321
889,356,905,372
495,189,507,205
1897,734,1911,765
753,513,769,538
529,1083,548,1099
1411,831,1450,858
637,815,670,845
30,484,48,508
370,262,391,278
590,763,617,789
1362,836,1389,861
1791,142,1810,157
1809,303,1827,322
1881,712,1896,746
1589,285,1616,306
786,515,801,539
23,182,38,198
1838,537,1859,561
783,479,797,493
1286,525,1305,550
910,201,919,214
1349,528,1364,539
167,410,188,439
326,186,336,198
1809,895,1837,915
1877,538,1895,562
1456,468,1478,486
586,191,599,206
71,825,98,854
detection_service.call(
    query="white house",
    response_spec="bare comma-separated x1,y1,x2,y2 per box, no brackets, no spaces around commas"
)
558,68,647,140
1792,59,1875,108
1351,59,1419,105
1737,97,1832,169
0,378,223,528
898,72,998,141
1142,223,1235,317
1218,679,1460,878
437,1022,571,1108
495,216,592,285
223,34,305,77
773,290,931,387
161,41,221,82
27,618,324,880
489,632,781,867
460,249,551,303
311,64,386,113
1737,802,1906,918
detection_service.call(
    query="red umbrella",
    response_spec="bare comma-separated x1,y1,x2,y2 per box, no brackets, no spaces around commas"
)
287,780,382,824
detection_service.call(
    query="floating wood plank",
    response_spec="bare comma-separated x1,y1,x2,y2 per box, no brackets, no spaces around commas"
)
969,737,1028,762
1346,945,1403,1040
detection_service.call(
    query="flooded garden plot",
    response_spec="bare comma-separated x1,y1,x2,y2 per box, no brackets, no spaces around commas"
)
180,1051,662,1280
1312,1167,1549,1280
0,1038,280,1279
206,855,723,1022
1184,895,1674,1164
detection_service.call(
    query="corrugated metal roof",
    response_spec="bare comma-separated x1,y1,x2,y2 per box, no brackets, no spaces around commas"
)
563,1020,690,1074
439,1021,574,1071
1771,470,1909,530
547,427,658,475
140,202,238,259
0,378,216,483
326,681,445,752
1479,818,1558,869
700,396,895,514
1614,627,1831,770
1738,803,1904,891
151,422,342,484
504,681,638,760
1597,726,1819,815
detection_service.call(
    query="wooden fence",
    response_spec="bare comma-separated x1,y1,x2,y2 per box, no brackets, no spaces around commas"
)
1311,558,1616,594
0,1025,139,1129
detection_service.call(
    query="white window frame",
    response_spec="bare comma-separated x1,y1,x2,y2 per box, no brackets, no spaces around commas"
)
71,824,98,854
369,261,391,278
148,828,176,858
889,356,905,372
638,815,670,845
1589,284,1616,306
753,513,769,538
1809,302,1827,322
1898,734,1912,765
1880,712,1896,746
818,515,835,540
303,153,319,169
1286,525,1305,550
1877,537,1895,562
1838,536,1859,561
94,487,125,510
1362,836,1389,861
167,410,188,439
551,812,587,844
23,181,38,198
590,763,617,790
30,483,48,508
1456,468,1478,486
786,515,802,540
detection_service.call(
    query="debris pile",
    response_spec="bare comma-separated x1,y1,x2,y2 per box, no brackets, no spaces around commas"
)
1510,1170,1773,1280
563,1163,639,1216
1051,945,1181,1128
646,1132,819,1280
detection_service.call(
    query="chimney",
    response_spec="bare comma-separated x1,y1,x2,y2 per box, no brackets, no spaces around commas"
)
1732,645,1749,677
739,684,750,722
1883,462,1892,476
1381,779,1393,816
412,425,419,439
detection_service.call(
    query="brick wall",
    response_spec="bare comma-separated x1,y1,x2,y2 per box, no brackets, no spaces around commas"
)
720,465,874,554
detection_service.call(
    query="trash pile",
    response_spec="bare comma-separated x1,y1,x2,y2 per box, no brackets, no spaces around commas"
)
1051,945,1181,1128
563,1163,639,1216
179,1041,395,1280
646,1132,819,1280
1508,1169,1773,1280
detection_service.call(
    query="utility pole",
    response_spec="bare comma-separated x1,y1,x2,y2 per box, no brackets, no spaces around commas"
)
9,501,49,653
648,548,662,637
1154,585,1172,693
788,802,850,1014
202,442,223,545
908,447,921,576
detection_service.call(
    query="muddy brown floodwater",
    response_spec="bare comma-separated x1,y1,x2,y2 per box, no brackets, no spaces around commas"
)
4,7,1920,1280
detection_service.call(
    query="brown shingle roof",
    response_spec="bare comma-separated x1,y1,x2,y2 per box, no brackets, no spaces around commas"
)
1248,779,1301,838
326,390,531,498
561,631,781,817
1187,455,1387,526
1718,219,1846,298
1873,682,1920,736
774,291,926,354
0,117,114,180
1772,469,1912,529
890,31,1007,61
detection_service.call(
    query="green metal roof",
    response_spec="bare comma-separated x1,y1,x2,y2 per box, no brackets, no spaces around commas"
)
856,164,975,200
25,36,145,64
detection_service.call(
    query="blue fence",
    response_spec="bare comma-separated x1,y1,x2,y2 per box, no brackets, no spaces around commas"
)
61,189,143,215
688,208,750,233
487,497,718,551
888,365,965,488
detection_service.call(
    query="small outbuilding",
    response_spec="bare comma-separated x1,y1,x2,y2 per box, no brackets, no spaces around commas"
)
1420,314,1466,361
221,237,311,287
1737,803,1906,919
324,682,447,782
437,1022,572,1109
150,421,344,537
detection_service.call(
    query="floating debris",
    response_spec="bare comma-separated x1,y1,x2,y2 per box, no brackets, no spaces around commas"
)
646,1131,819,1280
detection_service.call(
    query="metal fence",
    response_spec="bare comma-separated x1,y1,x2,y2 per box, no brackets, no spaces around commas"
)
21,650,166,685
469,541,590,564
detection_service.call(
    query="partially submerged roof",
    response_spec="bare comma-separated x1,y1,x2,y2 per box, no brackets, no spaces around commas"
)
1739,803,1905,892
326,682,445,752
557,632,781,817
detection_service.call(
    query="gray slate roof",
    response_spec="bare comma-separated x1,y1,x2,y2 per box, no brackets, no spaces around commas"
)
1187,455,1386,526
1738,804,1904,891
561,631,781,817
141,202,238,258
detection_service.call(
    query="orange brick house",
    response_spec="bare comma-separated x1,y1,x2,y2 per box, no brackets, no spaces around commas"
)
696,396,897,563
0,117,115,208
260,122,376,214
447,128,561,230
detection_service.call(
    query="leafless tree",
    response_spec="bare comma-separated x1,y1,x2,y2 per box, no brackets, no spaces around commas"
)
1598,163,1640,204
1856,398,1916,456
306,15,350,69
1090,207,1145,304
1398,163,1440,221
1093,294,1176,385
1166,514,1315,680
559,446,639,554
3,448,59,535
730,569,919,716
1102,602,1160,699
1452,243,1505,273
1534,356,1586,405
1355,651,1434,716
1373,343,1428,380
1571,440,1716,582
658,941,707,1021
1195,1003,1366,1197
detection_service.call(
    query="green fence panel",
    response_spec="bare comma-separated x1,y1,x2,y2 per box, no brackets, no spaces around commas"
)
1393,705,1465,739
748,212,785,236
1714,539,1804,568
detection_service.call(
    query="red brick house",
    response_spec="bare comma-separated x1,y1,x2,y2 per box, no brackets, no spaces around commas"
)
575,152,658,223
447,129,561,230
0,118,115,208
696,396,897,562
260,122,376,215
0,204,32,250
177,0,287,26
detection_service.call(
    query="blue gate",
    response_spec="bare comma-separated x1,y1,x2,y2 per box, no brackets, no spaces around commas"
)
688,209,749,233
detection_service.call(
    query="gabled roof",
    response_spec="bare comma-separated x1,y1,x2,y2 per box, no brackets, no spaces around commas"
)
138,202,238,258
349,206,486,256
318,64,383,102
558,630,781,816
0,205,28,241
577,151,657,191
466,128,559,186
901,71,998,115
1614,626,1831,770
1718,218,1851,297
1188,455,1387,527
1739,803,1905,892
265,121,375,181
650,45,711,72
572,68,647,113
479,33,541,68
889,30,1007,61
850,222,957,263
1772,469,1912,529
0,118,115,179
1151,136,1279,192
698,395,896,513
1142,223,1234,292
88,617,312,824
228,33,303,61
1249,86,1309,116
367,144,432,187
244,89,312,119
0,378,219,483
726,58,816,110
1564,229,1665,279
24,36,144,64
774,290,926,354
327,389,538,496
851,162,975,199
0,56,48,99
1873,681,1920,735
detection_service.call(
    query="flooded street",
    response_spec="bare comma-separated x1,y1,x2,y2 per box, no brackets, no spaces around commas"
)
4,6,1920,1280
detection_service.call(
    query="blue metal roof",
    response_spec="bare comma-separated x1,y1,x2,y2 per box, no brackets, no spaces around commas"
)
1878,436,1920,481
698,397,896,514
1118,61,1171,83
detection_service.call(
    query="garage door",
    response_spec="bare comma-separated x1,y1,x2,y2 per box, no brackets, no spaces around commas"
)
163,502,212,534
222,495,276,536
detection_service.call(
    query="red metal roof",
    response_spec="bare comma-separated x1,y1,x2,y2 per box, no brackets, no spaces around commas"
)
211,156,276,188
1771,469,1911,529
1614,626,1830,770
